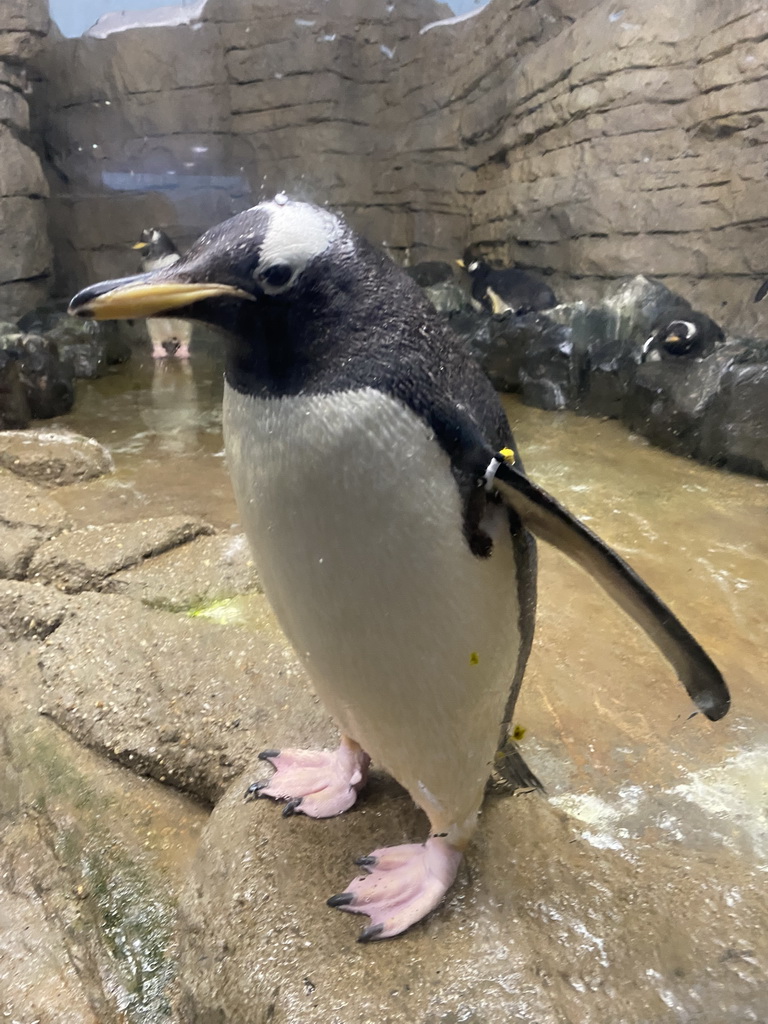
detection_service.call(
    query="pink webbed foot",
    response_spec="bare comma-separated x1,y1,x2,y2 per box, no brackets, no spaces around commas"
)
245,738,370,818
328,836,462,941
151,344,168,359
175,343,191,359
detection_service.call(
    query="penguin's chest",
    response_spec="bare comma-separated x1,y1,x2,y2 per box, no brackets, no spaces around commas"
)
222,384,519,757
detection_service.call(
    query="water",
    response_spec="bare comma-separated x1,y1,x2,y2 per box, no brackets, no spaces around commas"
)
46,351,768,1017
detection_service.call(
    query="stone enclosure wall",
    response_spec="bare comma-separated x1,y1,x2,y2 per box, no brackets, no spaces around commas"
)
4,0,768,335
0,0,52,317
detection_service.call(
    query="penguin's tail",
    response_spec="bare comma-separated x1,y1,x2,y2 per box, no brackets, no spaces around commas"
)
491,738,544,794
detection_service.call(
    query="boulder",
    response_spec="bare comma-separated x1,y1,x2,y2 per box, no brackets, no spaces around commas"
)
700,343,768,477
623,348,735,459
0,428,113,486
0,341,30,428
16,334,75,419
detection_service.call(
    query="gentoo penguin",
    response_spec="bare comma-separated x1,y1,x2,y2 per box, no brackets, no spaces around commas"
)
641,310,725,362
69,198,729,942
132,228,193,359
457,256,557,315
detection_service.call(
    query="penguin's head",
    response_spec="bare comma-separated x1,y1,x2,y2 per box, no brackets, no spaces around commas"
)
71,198,351,326
643,320,698,361
641,312,724,362
456,257,490,280
132,227,178,260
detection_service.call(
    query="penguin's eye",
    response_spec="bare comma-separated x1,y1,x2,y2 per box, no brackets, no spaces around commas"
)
258,262,294,290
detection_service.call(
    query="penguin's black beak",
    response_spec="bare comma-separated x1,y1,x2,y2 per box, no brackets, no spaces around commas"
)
68,272,254,320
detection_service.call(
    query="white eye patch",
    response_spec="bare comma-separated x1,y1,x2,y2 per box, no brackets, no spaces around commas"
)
258,200,341,280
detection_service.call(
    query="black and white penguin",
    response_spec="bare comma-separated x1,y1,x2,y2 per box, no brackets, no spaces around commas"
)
457,256,557,315
132,228,193,359
641,310,725,362
69,198,729,942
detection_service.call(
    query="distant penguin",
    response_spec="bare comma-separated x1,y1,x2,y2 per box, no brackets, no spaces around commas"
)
70,198,729,942
642,310,725,362
132,228,193,358
457,256,557,315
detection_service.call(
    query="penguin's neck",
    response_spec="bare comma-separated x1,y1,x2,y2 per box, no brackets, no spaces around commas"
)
222,297,358,400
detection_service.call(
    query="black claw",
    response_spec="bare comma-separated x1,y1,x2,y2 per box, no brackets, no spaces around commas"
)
327,891,355,908
244,780,271,800
357,923,385,943
354,855,377,868
281,797,302,817
258,749,280,761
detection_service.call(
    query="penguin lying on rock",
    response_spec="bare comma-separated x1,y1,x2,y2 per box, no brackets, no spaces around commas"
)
641,310,725,362
70,197,729,942
457,256,557,315
132,228,193,359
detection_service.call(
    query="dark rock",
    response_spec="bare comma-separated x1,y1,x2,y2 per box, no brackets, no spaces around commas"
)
623,350,734,459
17,334,75,419
0,343,30,428
700,341,768,477
18,307,133,375
422,279,469,314
404,260,454,288
45,319,108,379
602,276,693,348
462,307,579,408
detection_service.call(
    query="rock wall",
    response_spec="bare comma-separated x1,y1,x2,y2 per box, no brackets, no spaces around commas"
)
0,0,53,319
29,0,768,335
461,0,768,335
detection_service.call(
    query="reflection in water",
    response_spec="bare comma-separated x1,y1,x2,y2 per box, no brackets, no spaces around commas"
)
143,358,200,454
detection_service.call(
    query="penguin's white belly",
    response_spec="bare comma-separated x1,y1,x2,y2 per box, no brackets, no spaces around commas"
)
223,384,520,836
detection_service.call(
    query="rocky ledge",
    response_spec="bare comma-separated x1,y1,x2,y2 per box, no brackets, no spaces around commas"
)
425,272,768,480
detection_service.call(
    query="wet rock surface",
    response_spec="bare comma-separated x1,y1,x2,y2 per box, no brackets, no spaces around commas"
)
104,530,261,610
0,631,206,1024
28,514,213,592
0,426,114,485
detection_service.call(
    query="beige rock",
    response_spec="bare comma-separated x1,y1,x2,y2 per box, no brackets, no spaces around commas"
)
0,128,49,199
29,514,214,592
0,196,51,287
0,429,113,487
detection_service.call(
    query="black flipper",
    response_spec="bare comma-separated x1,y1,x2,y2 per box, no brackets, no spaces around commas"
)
755,279,768,303
490,460,730,722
